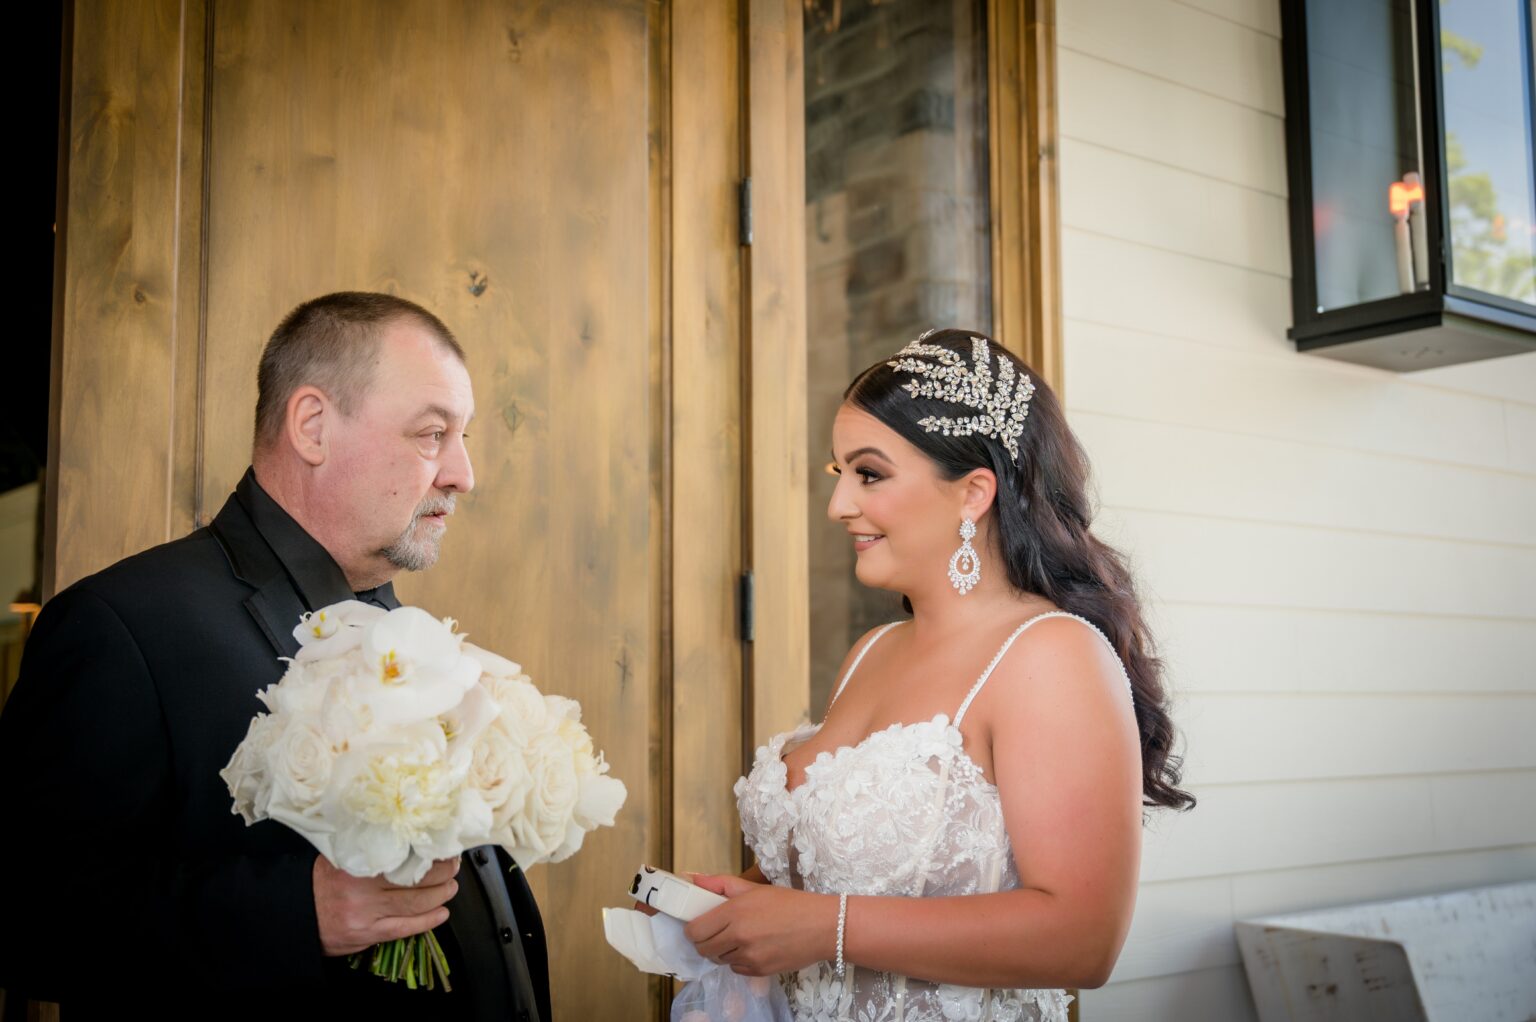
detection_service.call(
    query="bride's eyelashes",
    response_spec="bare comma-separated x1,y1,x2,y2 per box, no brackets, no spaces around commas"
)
827,462,885,484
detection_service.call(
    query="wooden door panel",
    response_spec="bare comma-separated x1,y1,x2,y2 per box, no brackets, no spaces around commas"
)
51,1,771,1016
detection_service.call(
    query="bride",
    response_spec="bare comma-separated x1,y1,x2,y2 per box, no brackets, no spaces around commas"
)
684,331,1194,1022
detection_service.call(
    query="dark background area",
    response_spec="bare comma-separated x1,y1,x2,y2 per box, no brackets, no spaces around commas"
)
2,2,63,495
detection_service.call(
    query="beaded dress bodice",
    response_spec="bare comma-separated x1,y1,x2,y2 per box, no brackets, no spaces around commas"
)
735,613,1128,1022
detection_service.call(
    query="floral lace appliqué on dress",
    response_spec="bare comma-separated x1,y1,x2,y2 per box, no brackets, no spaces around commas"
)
736,612,1130,1022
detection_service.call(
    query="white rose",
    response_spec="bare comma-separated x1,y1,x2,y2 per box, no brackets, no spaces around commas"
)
544,694,581,723
267,721,334,816
259,657,340,718
573,771,627,831
483,675,548,744
554,714,597,773
221,712,285,824
549,773,629,863
500,731,580,870
469,718,535,826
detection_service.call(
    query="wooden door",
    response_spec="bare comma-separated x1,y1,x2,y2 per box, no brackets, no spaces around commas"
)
48,1,774,1017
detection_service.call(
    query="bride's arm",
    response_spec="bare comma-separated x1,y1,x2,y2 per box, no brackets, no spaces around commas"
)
688,618,1143,989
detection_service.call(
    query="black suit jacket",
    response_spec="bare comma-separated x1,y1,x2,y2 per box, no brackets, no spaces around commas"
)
0,471,550,1021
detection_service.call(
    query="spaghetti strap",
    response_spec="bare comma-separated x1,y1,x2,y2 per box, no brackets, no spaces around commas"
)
827,621,904,711
953,611,1130,725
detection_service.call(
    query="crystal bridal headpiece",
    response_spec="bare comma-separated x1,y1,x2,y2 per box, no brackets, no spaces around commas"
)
885,332,1036,464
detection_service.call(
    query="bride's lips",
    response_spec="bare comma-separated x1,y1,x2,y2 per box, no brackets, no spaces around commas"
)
850,533,884,552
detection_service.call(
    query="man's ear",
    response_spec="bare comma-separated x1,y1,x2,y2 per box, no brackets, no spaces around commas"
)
285,386,329,467
960,467,997,523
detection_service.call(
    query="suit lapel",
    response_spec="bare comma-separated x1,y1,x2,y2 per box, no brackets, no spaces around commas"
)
245,582,307,660
207,485,328,661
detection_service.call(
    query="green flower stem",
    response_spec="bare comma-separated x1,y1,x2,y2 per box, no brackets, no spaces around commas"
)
346,930,452,993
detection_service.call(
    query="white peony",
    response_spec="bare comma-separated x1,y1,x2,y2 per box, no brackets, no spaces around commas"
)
322,721,479,884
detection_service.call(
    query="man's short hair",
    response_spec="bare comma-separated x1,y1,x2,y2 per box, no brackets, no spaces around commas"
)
254,292,465,449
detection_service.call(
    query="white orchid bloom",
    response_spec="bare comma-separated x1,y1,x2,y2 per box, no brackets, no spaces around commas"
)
292,600,386,661
321,608,481,732
462,641,523,679
440,683,499,769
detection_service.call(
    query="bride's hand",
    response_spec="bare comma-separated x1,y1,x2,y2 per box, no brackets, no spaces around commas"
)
684,873,838,977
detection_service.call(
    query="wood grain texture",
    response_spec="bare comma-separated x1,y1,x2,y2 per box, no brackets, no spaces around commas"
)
746,0,811,751
989,0,1064,388
199,3,658,1015
53,0,205,593
670,0,745,878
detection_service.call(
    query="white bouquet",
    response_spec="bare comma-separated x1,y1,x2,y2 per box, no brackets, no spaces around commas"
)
221,600,627,989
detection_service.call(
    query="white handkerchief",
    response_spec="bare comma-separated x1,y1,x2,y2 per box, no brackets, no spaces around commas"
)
602,907,713,980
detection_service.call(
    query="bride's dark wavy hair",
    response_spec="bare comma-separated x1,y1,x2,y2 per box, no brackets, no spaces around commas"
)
845,330,1194,811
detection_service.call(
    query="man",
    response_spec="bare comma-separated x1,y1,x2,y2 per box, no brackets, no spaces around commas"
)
0,293,548,1021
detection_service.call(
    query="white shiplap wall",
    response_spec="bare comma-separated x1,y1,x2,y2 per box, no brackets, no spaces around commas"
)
1055,1,1536,1018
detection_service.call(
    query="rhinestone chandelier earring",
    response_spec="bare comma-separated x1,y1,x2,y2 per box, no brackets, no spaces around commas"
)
949,518,981,595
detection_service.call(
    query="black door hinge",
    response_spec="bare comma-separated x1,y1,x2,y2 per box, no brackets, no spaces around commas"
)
740,569,755,642
739,177,754,247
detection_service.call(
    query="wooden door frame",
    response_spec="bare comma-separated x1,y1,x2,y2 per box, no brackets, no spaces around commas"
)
990,0,1064,391
744,0,811,756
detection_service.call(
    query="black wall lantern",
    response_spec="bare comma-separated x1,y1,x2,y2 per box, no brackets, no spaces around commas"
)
1281,0,1536,371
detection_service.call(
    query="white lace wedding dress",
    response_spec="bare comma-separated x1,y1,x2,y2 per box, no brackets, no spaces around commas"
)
737,612,1127,1022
